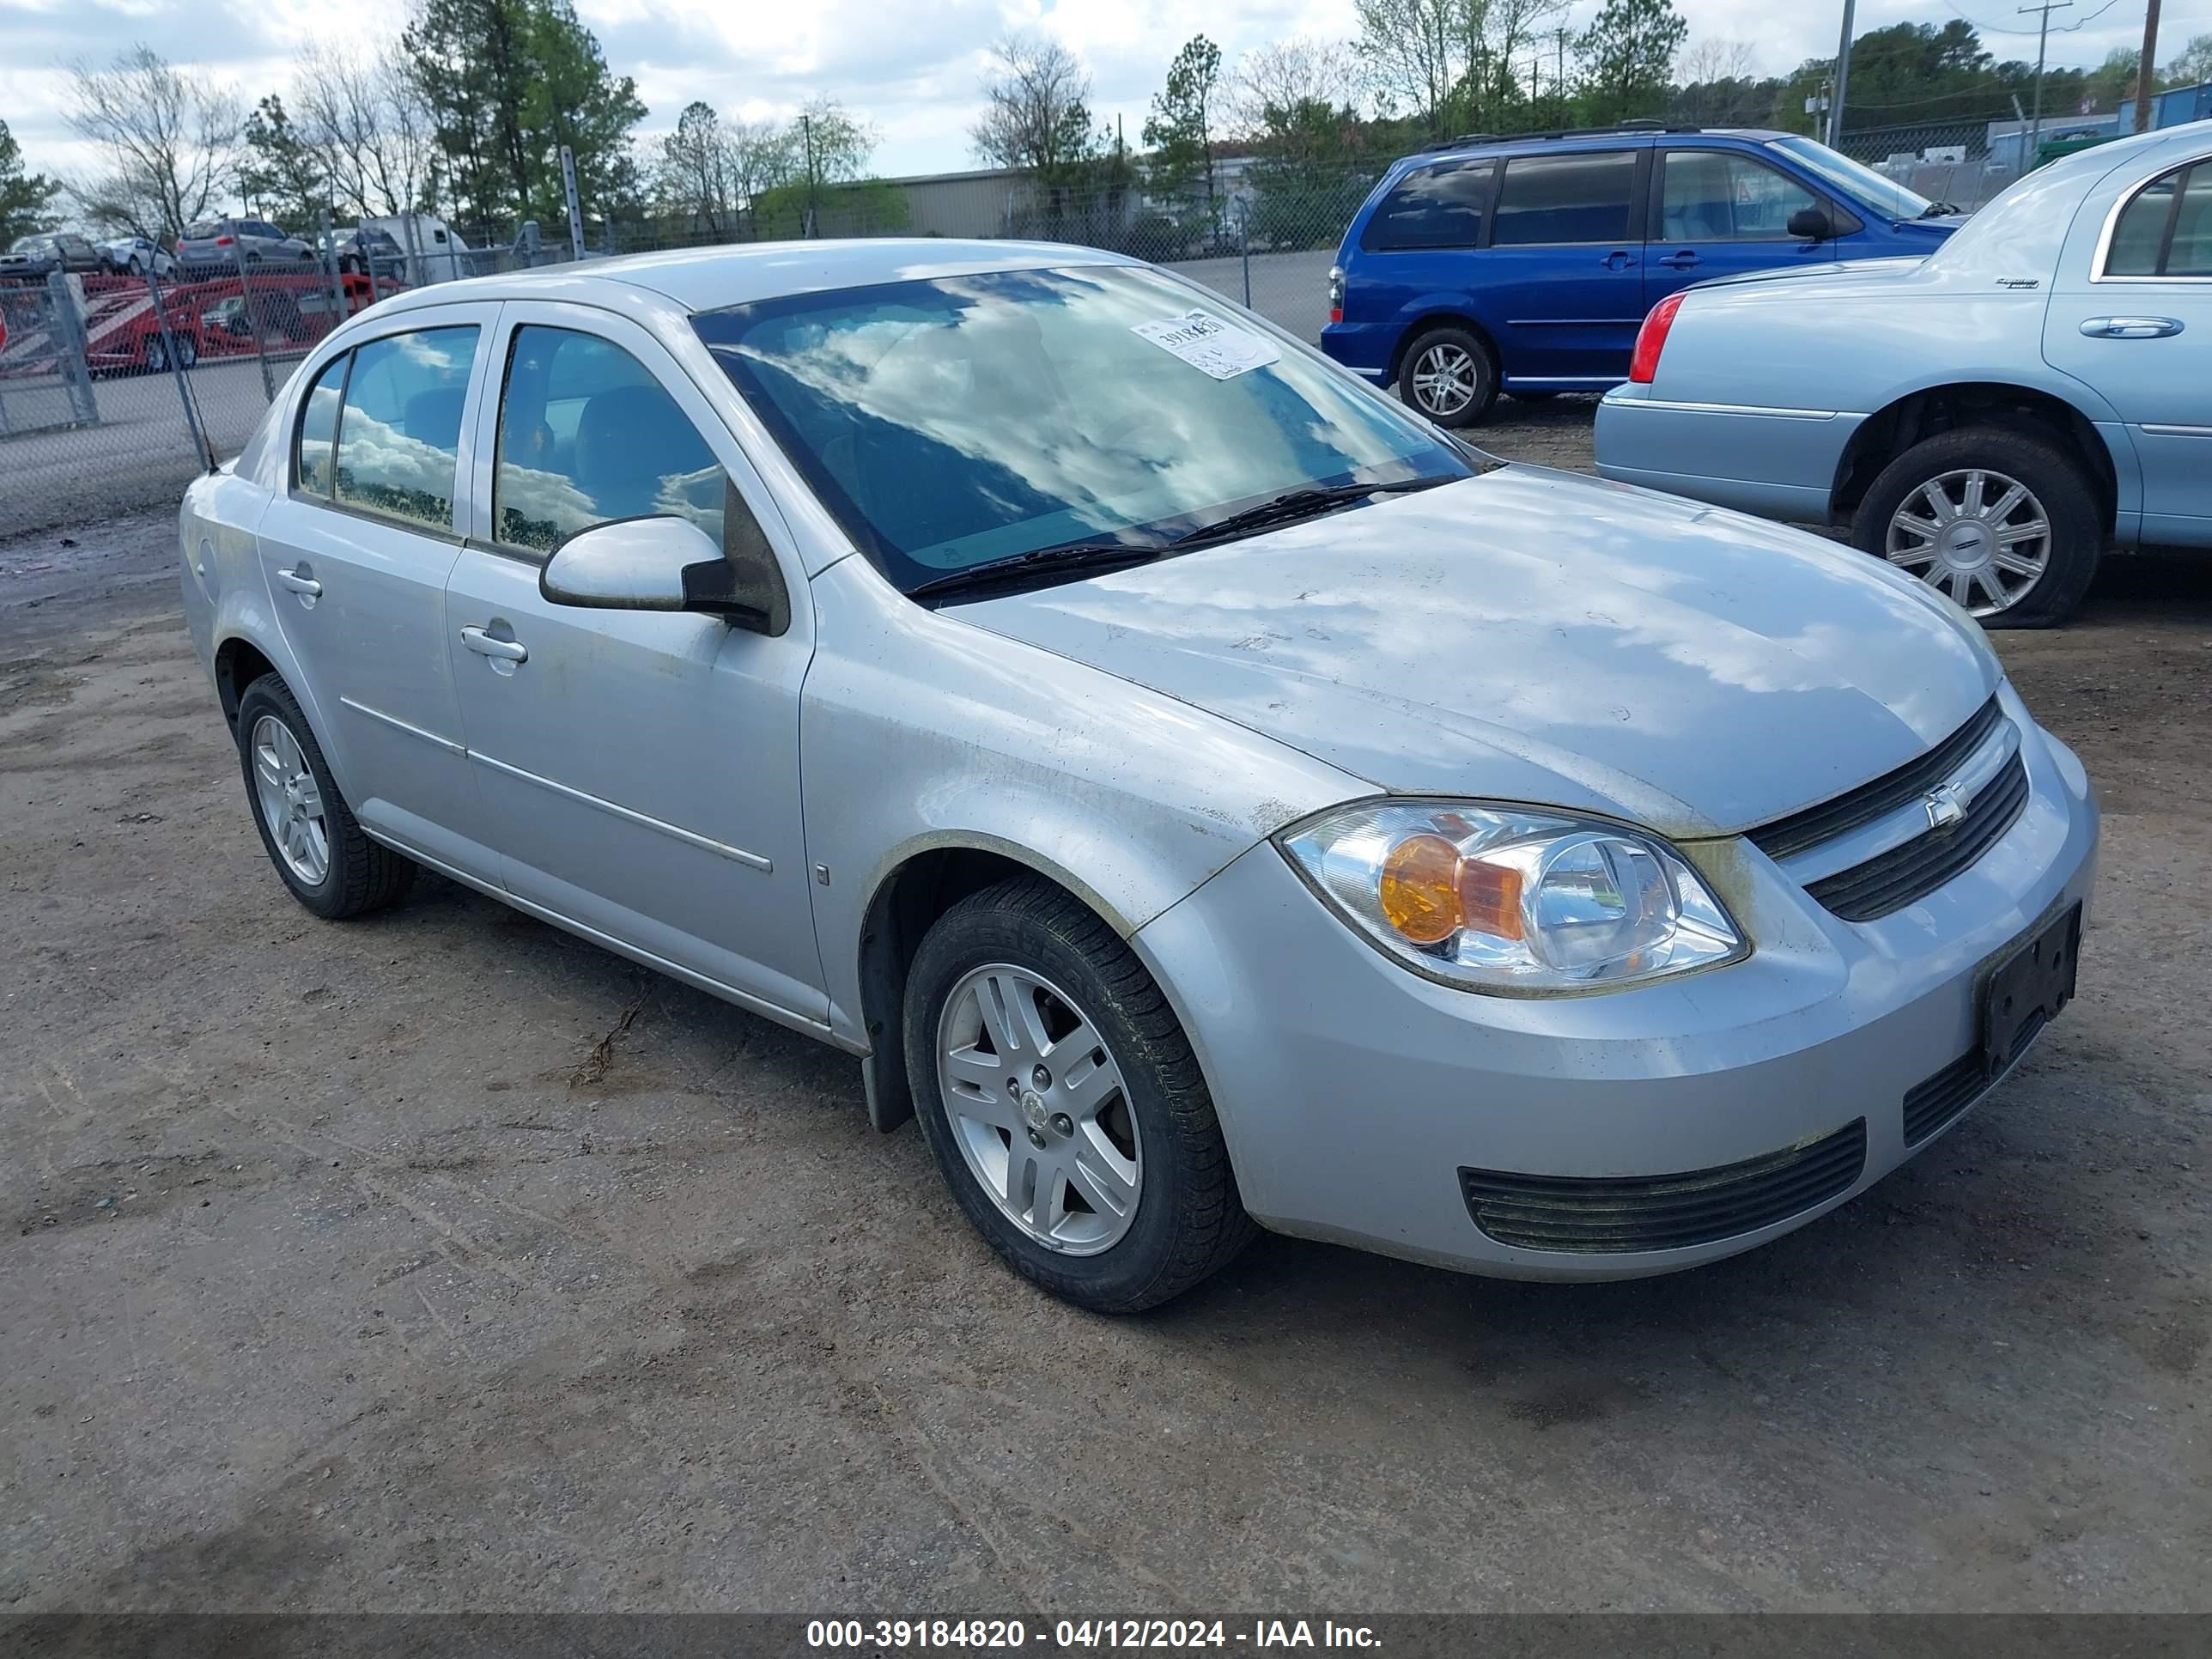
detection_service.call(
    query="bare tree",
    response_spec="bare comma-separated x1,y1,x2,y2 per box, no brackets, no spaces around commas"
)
1227,36,1360,137
64,46,243,238
1677,38,1755,88
1352,0,1461,131
726,118,797,208
655,101,736,234
970,33,1097,177
292,42,438,220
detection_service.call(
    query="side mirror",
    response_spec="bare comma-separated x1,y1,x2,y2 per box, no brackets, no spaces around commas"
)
1787,207,1834,241
540,502,789,635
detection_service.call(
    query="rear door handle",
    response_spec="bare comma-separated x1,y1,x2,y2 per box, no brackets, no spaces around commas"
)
1601,249,1636,270
1656,252,1700,270
2079,316,2183,338
460,625,527,664
275,567,320,597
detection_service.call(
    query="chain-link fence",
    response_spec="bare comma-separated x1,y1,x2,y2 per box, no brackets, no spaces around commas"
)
1834,119,2032,213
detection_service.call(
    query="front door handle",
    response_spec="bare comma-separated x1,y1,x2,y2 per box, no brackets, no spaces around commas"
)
1656,252,1700,270
275,567,320,597
2079,316,2183,339
460,625,528,664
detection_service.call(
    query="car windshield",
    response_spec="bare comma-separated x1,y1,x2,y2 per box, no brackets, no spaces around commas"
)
9,234,49,252
1765,137,1936,220
693,264,1473,593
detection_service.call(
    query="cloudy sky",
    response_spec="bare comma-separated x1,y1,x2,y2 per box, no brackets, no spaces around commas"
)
3,0,2203,188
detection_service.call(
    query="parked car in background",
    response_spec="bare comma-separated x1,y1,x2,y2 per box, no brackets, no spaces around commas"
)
179,240,2095,1312
331,226,406,283
1595,119,2212,629
1,231,106,280
1322,123,1967,426
359,212,476,283
175,219,312,275
199,295,251,339
100,235,176,278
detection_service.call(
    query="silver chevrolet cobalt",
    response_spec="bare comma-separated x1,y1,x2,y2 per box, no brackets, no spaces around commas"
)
179,242,2098,1310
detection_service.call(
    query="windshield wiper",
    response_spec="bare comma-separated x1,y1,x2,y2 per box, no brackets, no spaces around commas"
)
906,541,1164,602
1167,475,1456,551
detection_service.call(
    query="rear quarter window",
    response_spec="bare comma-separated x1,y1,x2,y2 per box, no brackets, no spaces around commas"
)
1360,161,1497,252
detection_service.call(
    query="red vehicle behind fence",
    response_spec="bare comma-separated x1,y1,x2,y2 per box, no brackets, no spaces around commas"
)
1,270,396,380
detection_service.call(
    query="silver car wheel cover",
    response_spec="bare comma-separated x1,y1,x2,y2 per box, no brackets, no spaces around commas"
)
1883,467,2051,617
935,963,1143,1255
251,714,331,885
1411,343,1478,416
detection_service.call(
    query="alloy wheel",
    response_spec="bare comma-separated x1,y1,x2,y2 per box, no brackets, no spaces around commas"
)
935,963,1142,1255
1411,343,1478,416
1883,467,2051,617
251,714,330,885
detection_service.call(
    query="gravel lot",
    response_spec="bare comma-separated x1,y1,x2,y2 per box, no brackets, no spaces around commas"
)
3,405,2208,1614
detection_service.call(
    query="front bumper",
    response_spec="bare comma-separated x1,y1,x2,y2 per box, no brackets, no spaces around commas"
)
1132,686,2099,1281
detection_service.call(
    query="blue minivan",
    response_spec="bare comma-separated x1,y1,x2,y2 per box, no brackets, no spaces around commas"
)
1322,123,1969,425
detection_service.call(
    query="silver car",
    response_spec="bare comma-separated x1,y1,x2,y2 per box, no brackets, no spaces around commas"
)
1595,119,2212,628
179,242,2099,1310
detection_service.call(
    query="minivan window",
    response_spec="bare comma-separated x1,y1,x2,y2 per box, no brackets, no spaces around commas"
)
1492,152,1637,246
332,325,478,530
295,353,349,495
1658,151,1821,240
1362,161,1497,251
492,325,730,554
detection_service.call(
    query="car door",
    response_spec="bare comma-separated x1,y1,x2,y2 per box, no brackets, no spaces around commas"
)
2043,155,2212,544
1644,147,1841,307
442,303,825,1022
1481,147,1650,386
1345,157,1498,372
252,307,500,875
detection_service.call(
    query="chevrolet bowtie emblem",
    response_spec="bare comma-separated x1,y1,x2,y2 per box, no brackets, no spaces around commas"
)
1923,781,1971,831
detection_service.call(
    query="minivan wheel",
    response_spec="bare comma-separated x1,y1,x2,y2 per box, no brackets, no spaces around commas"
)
904,877,1255,1313
1397,325,1498,427
234,677,416,920
1851,427,2101,628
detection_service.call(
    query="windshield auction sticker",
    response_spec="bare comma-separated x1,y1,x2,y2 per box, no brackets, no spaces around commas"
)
1130,309,1281,380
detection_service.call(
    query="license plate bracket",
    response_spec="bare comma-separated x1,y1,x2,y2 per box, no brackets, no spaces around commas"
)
1980,902,2081,1077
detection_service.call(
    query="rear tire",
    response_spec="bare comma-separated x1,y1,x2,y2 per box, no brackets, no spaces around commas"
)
1396,325,1498,428
234,676,416,921
904,877,1255,1313
1850,426,2101,629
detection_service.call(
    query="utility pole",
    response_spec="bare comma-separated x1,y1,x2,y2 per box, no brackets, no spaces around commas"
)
2019,1,2074,163
1829,0,1856,148
800,112,817,239
2135,0,2162,132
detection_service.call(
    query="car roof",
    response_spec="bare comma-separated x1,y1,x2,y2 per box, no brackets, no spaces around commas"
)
1401,125,1791,169
367,238,1139,318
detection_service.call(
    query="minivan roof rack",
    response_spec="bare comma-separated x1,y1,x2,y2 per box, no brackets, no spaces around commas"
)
1421,120,1704,153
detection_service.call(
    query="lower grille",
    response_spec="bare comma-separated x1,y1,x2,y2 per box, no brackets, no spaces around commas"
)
1903,1050,1990,1145
1459,1120,1868,1255
1806,752,2031,922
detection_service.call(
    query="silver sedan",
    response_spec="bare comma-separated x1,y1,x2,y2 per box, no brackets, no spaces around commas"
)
179,240,2098,1310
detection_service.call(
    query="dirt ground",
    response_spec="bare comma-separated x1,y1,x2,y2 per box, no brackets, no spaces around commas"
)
3,406,2208,1614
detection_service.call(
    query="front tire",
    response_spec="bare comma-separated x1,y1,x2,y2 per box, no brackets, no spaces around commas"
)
904,877,1255,1313
1397,325,1498,428
234,677,416,920
1851,426,2101,628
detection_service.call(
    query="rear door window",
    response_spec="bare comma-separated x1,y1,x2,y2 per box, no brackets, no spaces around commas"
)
1492,151,1638,246
1361,161,1498,251
332,325,479,530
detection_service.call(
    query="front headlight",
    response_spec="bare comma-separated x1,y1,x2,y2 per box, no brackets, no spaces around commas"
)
1279,800,1746,995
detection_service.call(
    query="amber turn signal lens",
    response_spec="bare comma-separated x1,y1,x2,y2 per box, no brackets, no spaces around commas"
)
1456,857,1525,940
1378,833,1463,944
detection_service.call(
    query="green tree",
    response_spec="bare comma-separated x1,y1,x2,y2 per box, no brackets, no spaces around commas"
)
1574,0,1686,125
0,118,63,243
400,0,640,229
238,95,326,227
2166,33,2212,88
1142,34,1224,216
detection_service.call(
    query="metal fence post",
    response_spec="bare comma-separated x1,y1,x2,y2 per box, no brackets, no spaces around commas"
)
145,267,215,471
226,216,276,402
44,270,100,428
318,205,346,334
1237,200,1252,308
561,145,586,261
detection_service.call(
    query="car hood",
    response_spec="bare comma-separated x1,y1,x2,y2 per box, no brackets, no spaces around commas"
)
948,467,1997,839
